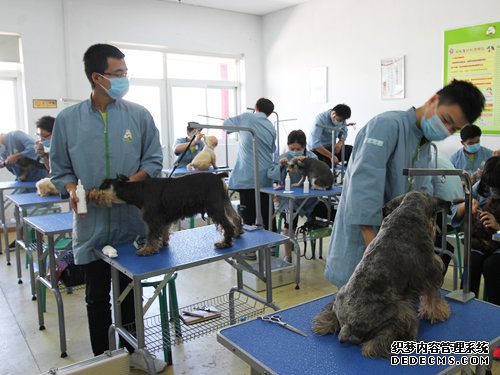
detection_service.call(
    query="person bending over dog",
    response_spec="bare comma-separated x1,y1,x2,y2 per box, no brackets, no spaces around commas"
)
308,104,354,167
0,130,48,182
325,80,485,288
50,44,165,373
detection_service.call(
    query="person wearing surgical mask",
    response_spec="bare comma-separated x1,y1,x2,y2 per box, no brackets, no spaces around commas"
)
308,104,354,167
34,116,55,171
49,44,165,373
278,130,319,262
449,124,492,184
325,80,485,289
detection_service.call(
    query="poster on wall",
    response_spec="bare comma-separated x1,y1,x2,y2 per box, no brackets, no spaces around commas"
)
381,56,405,99
444,22,500,134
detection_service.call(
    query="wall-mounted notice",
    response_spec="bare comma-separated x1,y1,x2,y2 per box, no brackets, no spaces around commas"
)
444,22,500,134
381,56,405,99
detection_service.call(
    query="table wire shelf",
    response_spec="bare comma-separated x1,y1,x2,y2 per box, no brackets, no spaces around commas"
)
125,292,267,355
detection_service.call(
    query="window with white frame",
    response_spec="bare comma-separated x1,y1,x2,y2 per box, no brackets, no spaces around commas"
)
119,46,242,167
0,34,24,133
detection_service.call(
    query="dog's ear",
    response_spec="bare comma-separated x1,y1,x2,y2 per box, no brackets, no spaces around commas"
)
116,174,130,183
432,197,452,215
296,156,307,167
382,194,405,217
99,178,113,189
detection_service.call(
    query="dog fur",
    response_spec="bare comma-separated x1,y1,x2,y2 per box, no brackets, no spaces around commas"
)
469,195,500,255
36,177,58,196
287,156,333,190
312,191,451,358
187,135,218,170
15,156,46,181
88,173,243,256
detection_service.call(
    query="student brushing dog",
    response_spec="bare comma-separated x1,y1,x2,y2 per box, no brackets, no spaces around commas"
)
277,130,320,263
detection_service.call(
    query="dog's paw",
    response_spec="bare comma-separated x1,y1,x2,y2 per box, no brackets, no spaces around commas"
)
361,341,391,358
136,245,160,256
214,240,231,249
418,298,450,323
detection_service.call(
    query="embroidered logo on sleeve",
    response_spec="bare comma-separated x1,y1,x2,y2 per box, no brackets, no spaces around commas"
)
365,138,384,147
123,129,133,142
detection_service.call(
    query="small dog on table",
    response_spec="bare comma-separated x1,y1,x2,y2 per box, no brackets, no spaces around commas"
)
1,156,47,182
187,135,218,171
36,177,59,196
88,173,243,256
287,156,333,190
312,191,451,358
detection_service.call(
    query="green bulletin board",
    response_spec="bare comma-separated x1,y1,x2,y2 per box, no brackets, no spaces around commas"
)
444,22,500,134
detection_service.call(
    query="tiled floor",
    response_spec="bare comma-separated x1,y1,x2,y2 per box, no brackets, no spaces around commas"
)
0,229,498,375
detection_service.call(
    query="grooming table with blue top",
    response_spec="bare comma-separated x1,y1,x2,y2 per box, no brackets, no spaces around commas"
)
94,224,287,374
494,232,500,242
161,166,232,177
218,292,500,375
260,185,342,288
0,180,36,263
24,211,73,358
6,192,69,288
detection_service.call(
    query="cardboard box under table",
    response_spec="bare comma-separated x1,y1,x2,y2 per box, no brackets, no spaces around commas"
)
94,224,287,374
218,292,500,375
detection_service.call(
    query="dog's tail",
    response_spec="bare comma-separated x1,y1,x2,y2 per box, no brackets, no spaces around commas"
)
311,301,339,335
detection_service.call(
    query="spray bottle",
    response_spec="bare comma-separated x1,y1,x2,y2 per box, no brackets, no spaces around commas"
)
303,176,310,194
76,179,87,214
284,172,291,192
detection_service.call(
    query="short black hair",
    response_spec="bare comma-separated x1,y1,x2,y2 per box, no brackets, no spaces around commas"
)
255,98,274,117
477,155,500,196
460,124,482,141
83,44,125,87
436,80,485,124
332,104,351,120
287,130,307,146
35,116,55,133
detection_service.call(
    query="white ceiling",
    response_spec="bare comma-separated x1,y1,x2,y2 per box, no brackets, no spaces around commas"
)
158,0,309,16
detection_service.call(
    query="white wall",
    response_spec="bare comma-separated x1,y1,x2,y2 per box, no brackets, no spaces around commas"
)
0,0,263,182
262,0,500,155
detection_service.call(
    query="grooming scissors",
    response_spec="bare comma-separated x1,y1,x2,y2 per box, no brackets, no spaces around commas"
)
260,315,307,336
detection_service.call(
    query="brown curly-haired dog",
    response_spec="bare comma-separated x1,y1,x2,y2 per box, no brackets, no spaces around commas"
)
88,174,243,256
312,191,451,358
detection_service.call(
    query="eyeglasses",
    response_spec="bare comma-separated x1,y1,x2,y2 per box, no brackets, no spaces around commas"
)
102,71,128,78
36,132,51,140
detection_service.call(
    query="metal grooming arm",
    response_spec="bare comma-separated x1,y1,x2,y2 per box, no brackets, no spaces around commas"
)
316,124,345,183
403,168,475,303
189,123,264,227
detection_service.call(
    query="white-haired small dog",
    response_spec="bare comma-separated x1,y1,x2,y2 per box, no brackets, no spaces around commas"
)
187,135,218,170
36,177,59,196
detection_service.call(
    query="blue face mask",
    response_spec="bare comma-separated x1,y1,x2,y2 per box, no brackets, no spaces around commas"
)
41,139,51,152
420,115,450,141
289,150,304,157
333,120,344,127
465,143,481,154
99,75,129,99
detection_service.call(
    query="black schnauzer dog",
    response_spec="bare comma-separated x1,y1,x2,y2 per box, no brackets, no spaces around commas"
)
9,156,46,181
88,174,243,256
287,156,333,190
312,191,451,358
